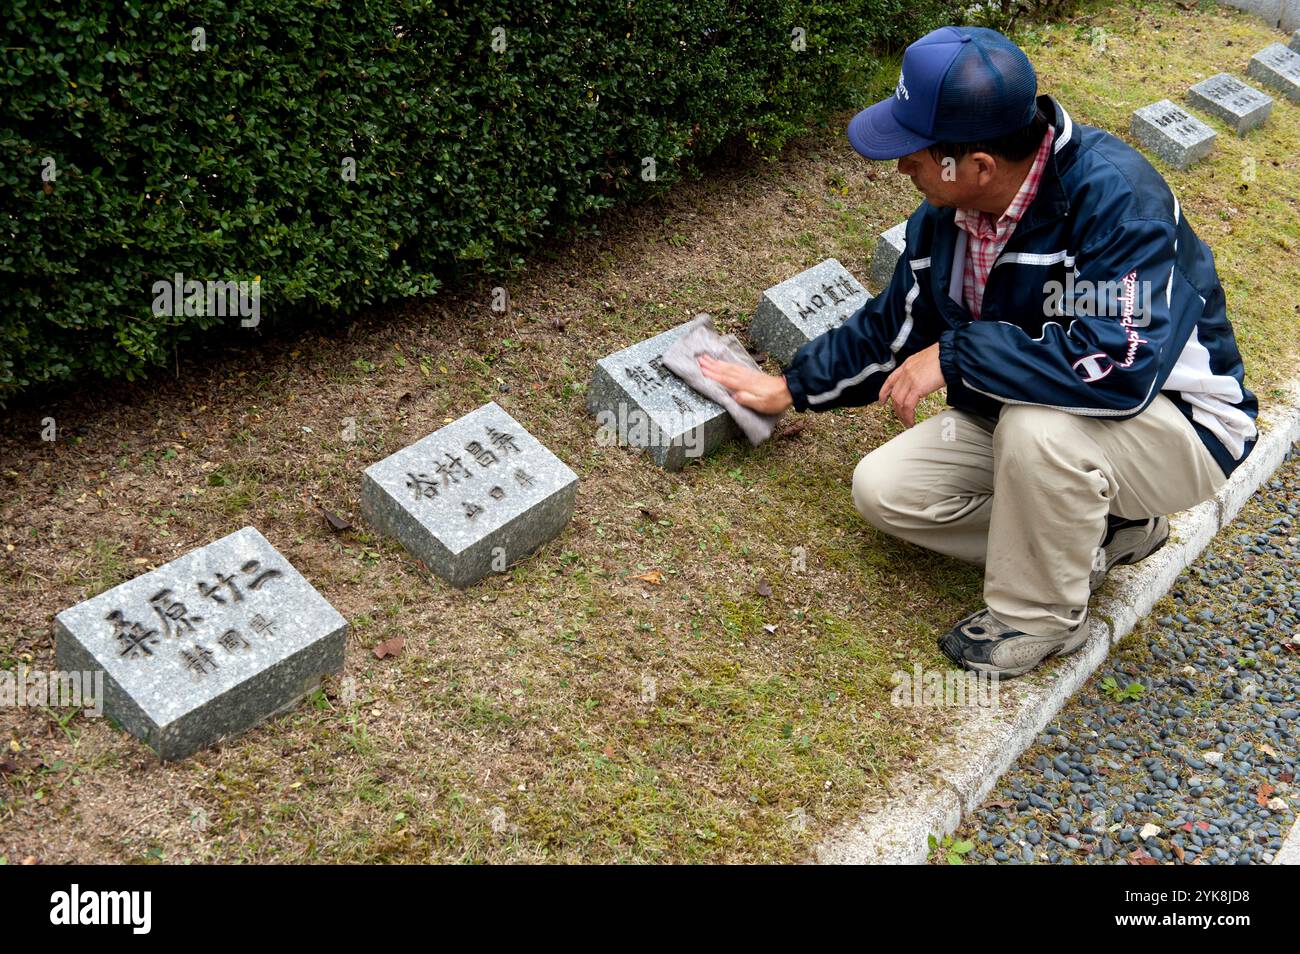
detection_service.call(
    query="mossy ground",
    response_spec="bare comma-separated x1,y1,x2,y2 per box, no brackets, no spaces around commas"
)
1,0,1296,863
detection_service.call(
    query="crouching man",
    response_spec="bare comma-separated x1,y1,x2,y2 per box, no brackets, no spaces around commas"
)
700,26,1257,677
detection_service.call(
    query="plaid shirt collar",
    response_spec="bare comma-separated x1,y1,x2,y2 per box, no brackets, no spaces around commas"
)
953,125,1055,240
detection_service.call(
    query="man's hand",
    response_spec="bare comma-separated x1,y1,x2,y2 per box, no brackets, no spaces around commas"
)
697,354,793,415
878,343,945,427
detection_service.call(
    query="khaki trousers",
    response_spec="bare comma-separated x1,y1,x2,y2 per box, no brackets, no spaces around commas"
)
851,394,1228,637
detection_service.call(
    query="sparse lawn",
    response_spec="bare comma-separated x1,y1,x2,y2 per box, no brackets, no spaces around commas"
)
1,0,1297,863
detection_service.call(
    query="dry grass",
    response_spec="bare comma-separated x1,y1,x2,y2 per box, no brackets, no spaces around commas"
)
1,0,1296,864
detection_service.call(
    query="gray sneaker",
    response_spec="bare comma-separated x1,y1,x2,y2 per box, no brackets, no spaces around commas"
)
1091,515,1169,590
938,608,1090,678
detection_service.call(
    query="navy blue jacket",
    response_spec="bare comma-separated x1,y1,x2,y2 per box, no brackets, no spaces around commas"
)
783,96,1258,477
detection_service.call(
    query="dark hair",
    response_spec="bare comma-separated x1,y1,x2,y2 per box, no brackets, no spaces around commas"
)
927,105,1050,164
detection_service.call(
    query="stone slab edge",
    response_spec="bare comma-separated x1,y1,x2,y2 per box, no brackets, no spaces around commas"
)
1211,1,1300,33
1275,811,1300,863
813,379,1300,864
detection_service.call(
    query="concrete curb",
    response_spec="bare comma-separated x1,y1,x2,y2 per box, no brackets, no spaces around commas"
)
814,381,1300,865
1275,817,1300,864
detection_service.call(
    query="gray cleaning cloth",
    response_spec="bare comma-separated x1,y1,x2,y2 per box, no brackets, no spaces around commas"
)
661,313,785,446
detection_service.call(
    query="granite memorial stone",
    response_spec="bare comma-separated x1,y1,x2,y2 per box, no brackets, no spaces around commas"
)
1291,30,1300,54
1131,99,1217,169
587,321,738,471
870,222,907,291
53,526,348,761
362,402,577,588
1248,43,1300,102
749,258,870,365
1187,73,1273,134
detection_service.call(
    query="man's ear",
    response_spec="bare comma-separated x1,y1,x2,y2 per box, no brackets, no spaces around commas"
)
970,151,998,187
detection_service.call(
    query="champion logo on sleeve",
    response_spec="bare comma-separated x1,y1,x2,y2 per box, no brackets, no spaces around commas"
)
1073,353,1114,383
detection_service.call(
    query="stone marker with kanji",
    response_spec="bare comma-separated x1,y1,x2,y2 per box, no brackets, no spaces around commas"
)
1187,73,1273,135
53,526,348,761
586,321,738,471
870,221,907,291
1131,100,1216,170
1248,43,1300,103
362,401,577,587
749,258,871,365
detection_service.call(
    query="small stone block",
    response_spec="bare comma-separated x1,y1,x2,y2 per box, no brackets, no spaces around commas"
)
749,258,870,365
53,526,348,761
1212,0,1284,26
1248,43,1300,103
586,322,738,471
1187,73,1273,134
870,221,908,291
362,402,577,588
1131,100,1216,170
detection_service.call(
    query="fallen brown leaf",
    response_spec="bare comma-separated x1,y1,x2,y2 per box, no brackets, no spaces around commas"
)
778,419,810,440
373,636,406,660
322,509,352,532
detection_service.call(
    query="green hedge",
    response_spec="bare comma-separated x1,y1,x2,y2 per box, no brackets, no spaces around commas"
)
0,0,962,399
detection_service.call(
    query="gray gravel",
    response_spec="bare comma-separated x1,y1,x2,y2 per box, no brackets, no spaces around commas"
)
948,448,1300,864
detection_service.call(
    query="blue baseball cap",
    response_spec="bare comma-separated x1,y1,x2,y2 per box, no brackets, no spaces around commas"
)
848,26,1038,160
